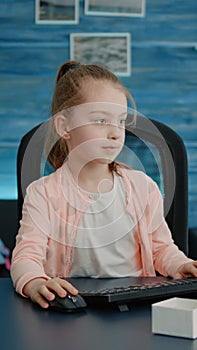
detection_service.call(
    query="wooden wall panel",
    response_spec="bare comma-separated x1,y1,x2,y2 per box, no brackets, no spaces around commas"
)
0,0,196,227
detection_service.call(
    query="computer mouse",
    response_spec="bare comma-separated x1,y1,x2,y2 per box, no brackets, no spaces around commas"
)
48,293,87,313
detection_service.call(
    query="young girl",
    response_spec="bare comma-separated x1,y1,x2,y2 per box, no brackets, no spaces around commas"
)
11,61,197,309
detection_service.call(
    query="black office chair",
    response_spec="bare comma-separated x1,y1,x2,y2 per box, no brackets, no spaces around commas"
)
17,116,189,255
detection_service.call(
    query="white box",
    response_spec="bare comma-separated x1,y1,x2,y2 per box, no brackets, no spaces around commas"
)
152,297,197,339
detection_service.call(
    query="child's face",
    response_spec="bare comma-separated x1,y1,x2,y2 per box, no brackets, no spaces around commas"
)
61,81,128,166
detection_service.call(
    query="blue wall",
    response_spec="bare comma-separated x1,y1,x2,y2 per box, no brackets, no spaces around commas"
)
0,0,197,227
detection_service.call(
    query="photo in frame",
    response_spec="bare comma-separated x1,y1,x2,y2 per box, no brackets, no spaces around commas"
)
35,0,79,24
70,33,131,76
85,0,146,17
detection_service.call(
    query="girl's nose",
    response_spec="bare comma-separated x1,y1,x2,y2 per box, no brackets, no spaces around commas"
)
107,124,122,139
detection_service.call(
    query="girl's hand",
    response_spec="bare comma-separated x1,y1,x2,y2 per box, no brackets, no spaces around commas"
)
173,261,197,279
23,277,78,309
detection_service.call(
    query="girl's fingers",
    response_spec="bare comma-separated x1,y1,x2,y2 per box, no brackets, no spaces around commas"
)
58,279,78,295
38,284,57,300
189,264,197,277
29,277,79,308
38,278,78,300
174,261,197,279
47,277,78,296
32,291,50,309
173,273,182,280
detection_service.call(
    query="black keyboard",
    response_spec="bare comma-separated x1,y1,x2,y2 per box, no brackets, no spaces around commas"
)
79,277,197,307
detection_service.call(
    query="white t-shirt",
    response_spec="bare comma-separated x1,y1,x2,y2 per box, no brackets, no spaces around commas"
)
69,174,143,277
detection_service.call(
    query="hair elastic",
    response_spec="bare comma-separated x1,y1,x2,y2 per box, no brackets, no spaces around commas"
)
61,63,80,76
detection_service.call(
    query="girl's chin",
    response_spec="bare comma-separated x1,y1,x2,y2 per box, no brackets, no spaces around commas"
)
90,158,116,166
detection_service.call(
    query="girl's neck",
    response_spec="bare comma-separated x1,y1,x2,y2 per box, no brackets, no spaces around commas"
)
67,159,114,193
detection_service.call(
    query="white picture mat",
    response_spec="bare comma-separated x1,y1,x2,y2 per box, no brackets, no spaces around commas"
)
35,0,79,24
85,0,145,17
70,33,131,76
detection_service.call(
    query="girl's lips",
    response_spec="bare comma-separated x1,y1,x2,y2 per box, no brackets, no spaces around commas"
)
102,146,119,153
102,143,119,149
103,146,116,149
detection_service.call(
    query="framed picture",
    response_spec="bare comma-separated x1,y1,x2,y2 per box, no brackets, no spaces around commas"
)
70,33,131,76
85,0,146,17
35,0,79,24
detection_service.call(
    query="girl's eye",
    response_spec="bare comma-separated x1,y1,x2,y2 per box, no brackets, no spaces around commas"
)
95,119,106,124
119,119,126,126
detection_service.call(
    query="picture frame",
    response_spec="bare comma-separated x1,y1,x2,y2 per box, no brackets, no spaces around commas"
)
70,33,131,76
84,0,146,17
35,0,79,24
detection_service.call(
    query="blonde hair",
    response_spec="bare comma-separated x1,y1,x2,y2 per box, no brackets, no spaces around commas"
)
46,61,136,171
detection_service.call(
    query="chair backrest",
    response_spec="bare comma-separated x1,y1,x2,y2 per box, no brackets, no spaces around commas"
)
17,116,188,254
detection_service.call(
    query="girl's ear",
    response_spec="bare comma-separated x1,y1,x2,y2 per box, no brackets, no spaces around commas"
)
54,114,70,140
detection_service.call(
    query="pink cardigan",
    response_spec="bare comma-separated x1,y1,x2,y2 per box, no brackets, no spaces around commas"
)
11,163,191,296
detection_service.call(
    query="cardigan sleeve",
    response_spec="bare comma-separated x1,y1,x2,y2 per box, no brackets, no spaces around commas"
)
147,179,192,277
11,179,51,296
